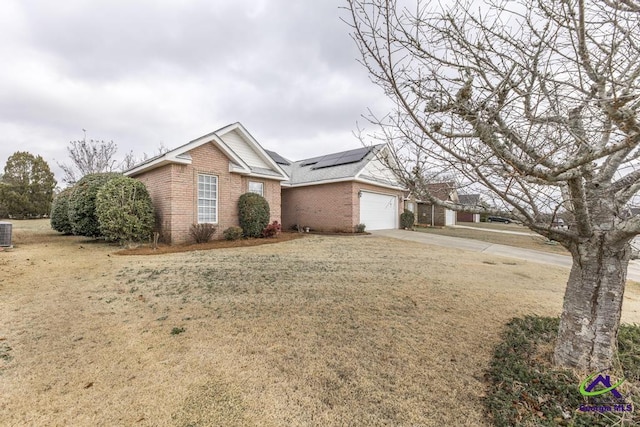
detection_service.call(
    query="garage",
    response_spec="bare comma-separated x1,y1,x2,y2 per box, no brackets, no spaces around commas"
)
445,209,456,226
359,191,398,230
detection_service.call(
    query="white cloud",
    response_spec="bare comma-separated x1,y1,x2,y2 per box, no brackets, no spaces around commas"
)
0,0,392,181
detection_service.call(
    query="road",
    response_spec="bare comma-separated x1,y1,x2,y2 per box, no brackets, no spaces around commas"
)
372,229,640,282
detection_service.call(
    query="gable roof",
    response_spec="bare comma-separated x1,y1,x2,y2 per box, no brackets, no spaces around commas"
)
124,122,288,181
418,182,458,202
277,144,405,190
458,194,481,205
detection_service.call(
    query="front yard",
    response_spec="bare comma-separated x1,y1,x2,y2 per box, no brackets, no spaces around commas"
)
1,220,639,426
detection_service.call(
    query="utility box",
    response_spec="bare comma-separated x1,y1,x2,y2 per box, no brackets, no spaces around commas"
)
0,222,12,247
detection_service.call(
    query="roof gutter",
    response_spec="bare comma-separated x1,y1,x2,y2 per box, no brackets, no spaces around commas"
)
281,176,406,191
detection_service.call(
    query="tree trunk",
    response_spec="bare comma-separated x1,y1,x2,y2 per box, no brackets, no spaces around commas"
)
554,237,631,370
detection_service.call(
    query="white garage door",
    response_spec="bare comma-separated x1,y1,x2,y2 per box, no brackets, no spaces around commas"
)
360,191,397,230
445,209,456,226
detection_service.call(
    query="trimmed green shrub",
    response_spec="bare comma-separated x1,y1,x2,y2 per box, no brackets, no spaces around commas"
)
68,173,121,237
95,176,154,243
189,223,217,243
223,226,243,241
400,209,415,229
50,188,74,234
355,223,366,233
238,192,270,238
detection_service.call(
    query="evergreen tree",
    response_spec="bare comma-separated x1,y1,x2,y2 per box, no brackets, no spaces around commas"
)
0,152,57,219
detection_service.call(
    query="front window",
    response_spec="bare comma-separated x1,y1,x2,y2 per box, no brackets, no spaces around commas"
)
197,174,217,223
248,181,264,196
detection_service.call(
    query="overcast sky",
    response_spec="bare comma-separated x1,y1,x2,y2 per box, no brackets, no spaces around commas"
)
0,0,392,184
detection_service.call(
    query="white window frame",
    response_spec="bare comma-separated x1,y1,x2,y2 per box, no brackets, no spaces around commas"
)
197,174,218,224
248,181,264,197
406,201,416,213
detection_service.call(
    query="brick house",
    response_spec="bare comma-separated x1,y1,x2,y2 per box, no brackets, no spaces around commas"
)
124,123,288,244
456,194,481,223
125,123,406,243
276,145,406,232
415,182,459,227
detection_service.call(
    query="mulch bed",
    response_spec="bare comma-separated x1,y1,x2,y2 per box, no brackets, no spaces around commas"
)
114,232,307,256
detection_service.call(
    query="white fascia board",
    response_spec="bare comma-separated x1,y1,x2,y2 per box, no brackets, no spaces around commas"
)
125,130,252,176
226,122,289,180
125,122,287,179
281,177,354,188
124,156,191,177
229,165,289,181
191,132,252,173
354,145,395,181
229,163,247,174
281,176,406,190
247,172,289,181
354,177,407,191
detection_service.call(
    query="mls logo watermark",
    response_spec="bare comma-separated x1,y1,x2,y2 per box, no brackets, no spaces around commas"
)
578,370,633,413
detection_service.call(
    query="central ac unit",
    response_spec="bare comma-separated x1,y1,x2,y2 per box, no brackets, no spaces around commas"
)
0,222,12,247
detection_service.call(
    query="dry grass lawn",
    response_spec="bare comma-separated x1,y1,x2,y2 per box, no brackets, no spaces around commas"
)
2,219,640,426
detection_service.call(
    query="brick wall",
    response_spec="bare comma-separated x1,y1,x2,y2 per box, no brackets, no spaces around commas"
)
418,203,447,226
457,212,475,222
281,181,404,232
133,165,174,242
281,182,354,232
134,142,282,244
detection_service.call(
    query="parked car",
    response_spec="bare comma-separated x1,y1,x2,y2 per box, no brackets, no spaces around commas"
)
632,236,640,259
487,216,512,224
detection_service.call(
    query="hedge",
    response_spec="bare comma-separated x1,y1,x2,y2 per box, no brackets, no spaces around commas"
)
95,176,154,243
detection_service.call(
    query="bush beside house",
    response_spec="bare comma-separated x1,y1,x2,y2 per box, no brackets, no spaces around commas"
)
400,209,415,229
223,226,243,241
238,193,270,238
52,173,155,245
189,223,217,243
67,173,121,237
262,221,281,238
50,188,74,234
95,176,155,243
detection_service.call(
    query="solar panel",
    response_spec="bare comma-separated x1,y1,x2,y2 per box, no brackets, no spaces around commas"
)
265,150,291,166
299,146,374,169
311,146,372,169
340,153,365,162
312,160,338,169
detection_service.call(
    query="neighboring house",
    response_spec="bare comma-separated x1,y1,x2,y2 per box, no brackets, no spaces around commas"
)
456,194,481,223
124,123,288,244
276,145,406,232
628,207,640,217
415,182,458,226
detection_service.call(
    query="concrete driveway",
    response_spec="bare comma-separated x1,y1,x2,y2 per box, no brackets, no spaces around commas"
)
452,224,539,236
372,229,640,283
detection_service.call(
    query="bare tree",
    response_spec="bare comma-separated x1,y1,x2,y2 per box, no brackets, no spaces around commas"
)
58,130,119,185
346,0,640,370
120,143,170,172
119,150,139,173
